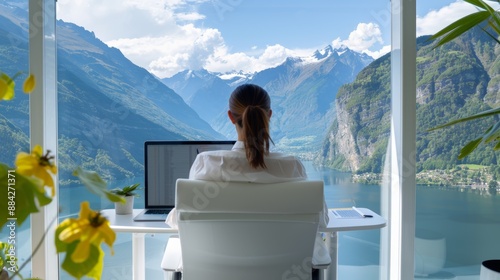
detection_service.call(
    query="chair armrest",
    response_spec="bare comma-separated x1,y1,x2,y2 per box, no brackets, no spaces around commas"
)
161,235,183,272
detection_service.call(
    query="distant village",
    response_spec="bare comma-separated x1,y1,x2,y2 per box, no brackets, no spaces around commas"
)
352,166,500,195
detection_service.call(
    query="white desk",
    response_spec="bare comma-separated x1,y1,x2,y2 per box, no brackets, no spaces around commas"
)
102,209,177,280
102,208,385,280
321,208,386,280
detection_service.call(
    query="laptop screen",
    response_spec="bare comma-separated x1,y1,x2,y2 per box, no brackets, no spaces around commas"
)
144,140,236,208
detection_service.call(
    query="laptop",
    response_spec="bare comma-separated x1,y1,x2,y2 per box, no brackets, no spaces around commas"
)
134,140,236,221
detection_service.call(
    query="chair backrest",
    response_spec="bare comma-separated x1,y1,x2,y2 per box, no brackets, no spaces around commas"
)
175,179,324,280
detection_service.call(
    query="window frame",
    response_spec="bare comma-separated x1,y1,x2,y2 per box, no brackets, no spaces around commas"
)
30,0,417,278
29,0,59,278
383,0,417,279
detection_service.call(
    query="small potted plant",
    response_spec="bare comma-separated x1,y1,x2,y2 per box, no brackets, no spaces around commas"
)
110,183,141,215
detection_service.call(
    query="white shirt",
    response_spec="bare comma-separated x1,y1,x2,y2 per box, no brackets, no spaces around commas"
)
165,141,330,265
188,141,308,183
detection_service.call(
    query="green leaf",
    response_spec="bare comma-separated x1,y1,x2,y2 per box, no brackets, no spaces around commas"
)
61,242,104,280
73,166,107,190
458,137,483,159
464,0,494,13
430,11,491,48
431,11,487,39
482,25,500,44
428,106,500,131
483,121,500,143
110,183,141,197
0,242,8,268
494,141,500,150
54,220,71,253
73,167,125,203
105,192,125,203
0,164,52,228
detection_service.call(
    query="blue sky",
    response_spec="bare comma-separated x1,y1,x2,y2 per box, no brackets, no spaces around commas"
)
56,0,475,78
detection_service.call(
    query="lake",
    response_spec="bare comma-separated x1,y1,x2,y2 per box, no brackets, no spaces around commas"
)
305,162,500,279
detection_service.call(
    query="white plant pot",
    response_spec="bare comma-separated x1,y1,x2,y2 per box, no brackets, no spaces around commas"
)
480,260,500,280
414,230,446,277
115,196,134,215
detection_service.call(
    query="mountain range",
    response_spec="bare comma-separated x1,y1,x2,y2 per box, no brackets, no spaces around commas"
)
2,0,498,185
1,0,223,184
0,0,372,185
162,45,373,156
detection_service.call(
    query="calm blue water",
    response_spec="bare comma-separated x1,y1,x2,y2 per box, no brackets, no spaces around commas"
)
5,161,500,279
304,162,500,278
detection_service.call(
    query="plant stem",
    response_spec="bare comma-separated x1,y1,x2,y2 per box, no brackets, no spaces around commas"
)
8,216,57,280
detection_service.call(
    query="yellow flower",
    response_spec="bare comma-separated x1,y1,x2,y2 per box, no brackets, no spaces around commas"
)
23,74,35,93
58,201,115,263
15,145,57,196
0,73,15,101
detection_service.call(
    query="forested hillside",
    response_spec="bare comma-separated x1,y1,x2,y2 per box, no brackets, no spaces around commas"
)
319,28,499,174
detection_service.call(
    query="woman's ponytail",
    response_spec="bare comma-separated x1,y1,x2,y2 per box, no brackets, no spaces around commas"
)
229,84,273,169
241,105,271,168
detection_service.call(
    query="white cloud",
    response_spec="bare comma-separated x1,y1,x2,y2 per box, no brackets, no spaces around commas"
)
364,45,391,59
417,1,478,37
175,12,206,21
106,21,300,77
328,1,496,60
331,23,383,52
58,0,395,77
107,25,222,77
205,44,295,74
57,0,209,41
331,22,387,58
61,1,489,78
57,0,180,41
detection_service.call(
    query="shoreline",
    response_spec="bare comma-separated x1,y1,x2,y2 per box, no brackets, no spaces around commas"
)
352,167,500,192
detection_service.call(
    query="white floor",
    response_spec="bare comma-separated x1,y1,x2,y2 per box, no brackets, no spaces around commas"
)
339,265,480,280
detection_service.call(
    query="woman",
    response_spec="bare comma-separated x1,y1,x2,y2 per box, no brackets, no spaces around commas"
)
166,83,329,265
188,83,308,183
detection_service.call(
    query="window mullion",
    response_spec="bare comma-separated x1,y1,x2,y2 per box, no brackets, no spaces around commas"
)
29,0,59,278
386,0,417,279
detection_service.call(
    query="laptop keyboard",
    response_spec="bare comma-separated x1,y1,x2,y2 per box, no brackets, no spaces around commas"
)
145,209,170,215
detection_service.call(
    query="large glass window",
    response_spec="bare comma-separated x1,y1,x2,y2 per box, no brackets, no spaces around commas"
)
0,0,32,276
414,1,500,278
11,0,498,278
53,1,396,278
54,1,393,278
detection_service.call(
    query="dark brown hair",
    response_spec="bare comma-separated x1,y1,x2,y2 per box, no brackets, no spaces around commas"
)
229,84,273,169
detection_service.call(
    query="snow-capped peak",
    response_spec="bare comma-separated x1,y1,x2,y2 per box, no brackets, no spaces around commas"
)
218,71,253,87
334,45,349,56
312,45,334,60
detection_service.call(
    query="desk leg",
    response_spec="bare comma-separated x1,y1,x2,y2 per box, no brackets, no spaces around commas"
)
321,232,338,280
132,233,146,280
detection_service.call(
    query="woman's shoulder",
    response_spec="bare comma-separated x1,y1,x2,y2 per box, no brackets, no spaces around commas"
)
199,149,242,156
199,150,301,161
195,149,245,161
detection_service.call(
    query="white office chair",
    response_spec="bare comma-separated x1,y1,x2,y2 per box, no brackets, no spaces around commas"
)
161,179,328,280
